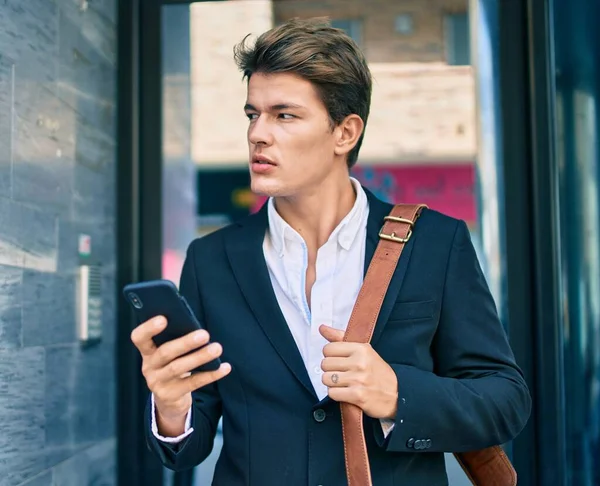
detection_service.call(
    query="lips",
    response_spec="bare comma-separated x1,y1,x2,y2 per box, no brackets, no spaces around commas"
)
252,154,276,165
250,154,276,174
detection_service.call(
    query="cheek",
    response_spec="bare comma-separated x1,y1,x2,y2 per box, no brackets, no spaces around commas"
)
287,126,335,157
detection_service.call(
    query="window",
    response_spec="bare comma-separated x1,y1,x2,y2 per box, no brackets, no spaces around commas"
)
330,19,362,47
445,13,471,66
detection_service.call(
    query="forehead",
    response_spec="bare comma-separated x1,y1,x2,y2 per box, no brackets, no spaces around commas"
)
246,72,322,108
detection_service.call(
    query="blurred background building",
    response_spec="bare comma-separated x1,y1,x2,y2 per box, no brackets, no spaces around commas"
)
0,0,598,485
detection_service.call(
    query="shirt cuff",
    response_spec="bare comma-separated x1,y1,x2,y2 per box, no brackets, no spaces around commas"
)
380,418,395,438
150,393,194,443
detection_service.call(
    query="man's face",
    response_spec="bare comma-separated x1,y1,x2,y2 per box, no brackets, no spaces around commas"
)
244,72,344,198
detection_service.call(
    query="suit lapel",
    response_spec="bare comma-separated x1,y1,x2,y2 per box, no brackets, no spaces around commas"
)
363,189,418,346
224,204,317,400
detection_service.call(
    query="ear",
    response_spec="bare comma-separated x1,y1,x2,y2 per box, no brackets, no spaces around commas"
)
333,114,364,157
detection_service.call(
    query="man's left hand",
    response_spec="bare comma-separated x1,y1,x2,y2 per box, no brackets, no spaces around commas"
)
319,324,398,420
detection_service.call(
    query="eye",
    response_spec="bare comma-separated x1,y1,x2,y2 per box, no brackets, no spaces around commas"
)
278,113,295,120
246,113,258,120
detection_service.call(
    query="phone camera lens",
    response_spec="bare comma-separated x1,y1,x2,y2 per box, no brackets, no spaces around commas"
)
129,293,143,309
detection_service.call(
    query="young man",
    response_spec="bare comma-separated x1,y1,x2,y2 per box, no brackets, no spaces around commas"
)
131,18,531,485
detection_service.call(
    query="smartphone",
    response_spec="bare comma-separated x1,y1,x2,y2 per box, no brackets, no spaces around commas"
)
123,279,221,372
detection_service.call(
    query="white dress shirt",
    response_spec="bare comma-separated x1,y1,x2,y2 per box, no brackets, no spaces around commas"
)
263,177,368,400
152,177,394,443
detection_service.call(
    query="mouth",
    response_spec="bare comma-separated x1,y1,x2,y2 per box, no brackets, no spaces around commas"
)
252,155,277,166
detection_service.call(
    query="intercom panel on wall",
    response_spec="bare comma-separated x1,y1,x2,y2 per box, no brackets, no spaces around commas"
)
76,234,102,346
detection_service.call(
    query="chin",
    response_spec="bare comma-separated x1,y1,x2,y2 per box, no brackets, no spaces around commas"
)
250,177,288,198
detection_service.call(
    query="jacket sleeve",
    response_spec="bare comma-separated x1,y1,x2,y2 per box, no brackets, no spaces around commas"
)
381,220,531,453
145,240,223,471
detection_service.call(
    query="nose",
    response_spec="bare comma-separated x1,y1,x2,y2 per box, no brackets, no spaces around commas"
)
248,115,273,146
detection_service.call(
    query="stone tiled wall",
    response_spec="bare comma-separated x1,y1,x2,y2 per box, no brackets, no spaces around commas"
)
0,1,117,485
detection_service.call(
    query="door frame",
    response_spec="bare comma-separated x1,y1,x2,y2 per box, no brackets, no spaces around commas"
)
116,0,165,484
496,0,566,484
116,1,223,485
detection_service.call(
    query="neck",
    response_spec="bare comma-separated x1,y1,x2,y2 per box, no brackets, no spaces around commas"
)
273,174,357,251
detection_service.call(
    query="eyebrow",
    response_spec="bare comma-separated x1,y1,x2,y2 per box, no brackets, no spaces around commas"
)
244,103,304,112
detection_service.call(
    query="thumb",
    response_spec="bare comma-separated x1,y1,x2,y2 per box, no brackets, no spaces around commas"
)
319,324,345,343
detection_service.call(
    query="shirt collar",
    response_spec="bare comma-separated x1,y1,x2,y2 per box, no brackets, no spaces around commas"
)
267,177,368,255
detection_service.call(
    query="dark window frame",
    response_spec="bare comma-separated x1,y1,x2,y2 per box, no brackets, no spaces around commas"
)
497,0,567,484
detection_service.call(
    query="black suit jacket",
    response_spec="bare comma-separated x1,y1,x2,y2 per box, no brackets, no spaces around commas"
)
146,188,531,486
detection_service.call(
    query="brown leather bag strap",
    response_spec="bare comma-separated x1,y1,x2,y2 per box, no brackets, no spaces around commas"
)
341,203,426,486
341,204,517,486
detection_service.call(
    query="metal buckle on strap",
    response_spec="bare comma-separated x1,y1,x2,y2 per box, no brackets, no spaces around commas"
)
378,216,414,243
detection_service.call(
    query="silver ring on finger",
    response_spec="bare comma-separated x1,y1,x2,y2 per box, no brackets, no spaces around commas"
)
331,373,339,385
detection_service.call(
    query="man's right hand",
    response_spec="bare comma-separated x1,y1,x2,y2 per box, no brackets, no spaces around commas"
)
130,316,231,437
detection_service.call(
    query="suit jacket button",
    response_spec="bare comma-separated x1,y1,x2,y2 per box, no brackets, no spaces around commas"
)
313,409,326,423
406,438,415,448
426,439,432,449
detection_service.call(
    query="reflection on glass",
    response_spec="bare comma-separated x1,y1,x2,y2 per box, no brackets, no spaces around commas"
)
162,5,196,285
554,0,600,479
160,1,505,485
559,91,600,486
469,0,506,324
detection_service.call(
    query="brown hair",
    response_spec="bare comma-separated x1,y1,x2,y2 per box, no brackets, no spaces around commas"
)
233,18,372,168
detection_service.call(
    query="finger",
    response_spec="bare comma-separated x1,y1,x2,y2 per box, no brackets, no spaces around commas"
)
152,329,211,368
319,324,345,343
322,371,349,388
327,386,362,406
321,357,352,372
183,362,232,393
159,342,224,381
323,341,361,358
131,316,167,357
